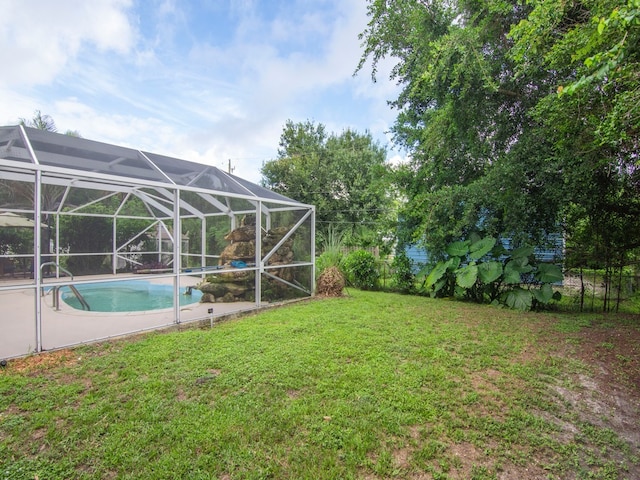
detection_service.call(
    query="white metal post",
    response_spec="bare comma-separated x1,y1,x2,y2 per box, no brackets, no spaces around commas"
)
55,215,60,276
34,170,42,352
201,217,207,270
157,223,162,264
255,201,262,308
112,217,118,274
311,206,316,295
173,188,181,324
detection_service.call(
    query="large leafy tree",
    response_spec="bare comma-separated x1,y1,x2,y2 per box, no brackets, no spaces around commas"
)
261,120,393,246
509,0,640,309
357,0,564,257
358,0,639,273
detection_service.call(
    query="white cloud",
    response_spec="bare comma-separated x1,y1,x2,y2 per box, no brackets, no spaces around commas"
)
184,0,401,178
0,0,401,185
388,152,411,168
0,88,47,126
0,0,136,88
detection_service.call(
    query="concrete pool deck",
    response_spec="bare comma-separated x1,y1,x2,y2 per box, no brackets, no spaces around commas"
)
0,274,258,359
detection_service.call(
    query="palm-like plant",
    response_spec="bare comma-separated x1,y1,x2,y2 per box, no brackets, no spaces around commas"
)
19,110,57,132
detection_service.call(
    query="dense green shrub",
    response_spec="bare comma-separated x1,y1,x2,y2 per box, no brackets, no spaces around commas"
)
391,250,415,293
343,249,379,290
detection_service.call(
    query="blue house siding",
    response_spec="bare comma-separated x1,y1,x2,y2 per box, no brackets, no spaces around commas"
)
405,234,564,273
405,244,430,273
499,234,565,263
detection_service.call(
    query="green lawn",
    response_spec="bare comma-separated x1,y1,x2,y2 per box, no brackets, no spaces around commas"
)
1,290,638,479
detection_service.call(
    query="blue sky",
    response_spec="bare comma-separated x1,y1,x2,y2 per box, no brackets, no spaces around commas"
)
0,0,401,183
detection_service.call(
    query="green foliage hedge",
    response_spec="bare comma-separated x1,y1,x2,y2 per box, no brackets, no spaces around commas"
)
342,249,380,290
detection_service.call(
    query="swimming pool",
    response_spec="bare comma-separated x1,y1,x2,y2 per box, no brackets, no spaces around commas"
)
60,281,203,312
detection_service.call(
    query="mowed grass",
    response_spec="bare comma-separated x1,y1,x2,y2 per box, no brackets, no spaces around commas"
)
1,290,638,479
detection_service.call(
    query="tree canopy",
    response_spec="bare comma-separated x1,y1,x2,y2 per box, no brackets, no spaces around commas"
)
510,0,640,271
261,120,393,246
357,0,639,271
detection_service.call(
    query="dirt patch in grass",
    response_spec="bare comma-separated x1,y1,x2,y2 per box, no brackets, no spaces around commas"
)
446,442,551,480
384,314,640,480
552,318,640,468
540,316,639,478
569,319,640,392
287,389,301,399
1,349,79,374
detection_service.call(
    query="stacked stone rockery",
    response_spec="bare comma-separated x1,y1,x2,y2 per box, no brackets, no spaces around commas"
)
219,223,256,265
197,220,296,303
261,226,295,283
198,269,255,303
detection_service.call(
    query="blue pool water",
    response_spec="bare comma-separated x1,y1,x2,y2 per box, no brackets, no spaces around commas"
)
60,281,202,312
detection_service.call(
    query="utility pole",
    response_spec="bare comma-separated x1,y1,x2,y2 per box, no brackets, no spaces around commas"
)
227,159,235,174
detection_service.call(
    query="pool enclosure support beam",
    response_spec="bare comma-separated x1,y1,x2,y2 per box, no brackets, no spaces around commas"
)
54,184,72,274
112,191,131,274
54,214,60,275
263,207,271,232
173,188,181,324
255,200,262,309
311,206,316,295
34,169,43,353
112,218,118,274
157,223,164,264
20,124,44,353
201,217,206,270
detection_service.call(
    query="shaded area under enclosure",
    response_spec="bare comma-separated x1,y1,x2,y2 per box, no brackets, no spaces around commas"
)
0,125,315,358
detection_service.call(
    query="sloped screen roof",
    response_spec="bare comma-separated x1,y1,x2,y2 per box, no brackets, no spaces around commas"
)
0,126,33,163
0,125,302,205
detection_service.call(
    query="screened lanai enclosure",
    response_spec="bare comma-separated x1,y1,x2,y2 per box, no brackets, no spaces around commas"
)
0,125,315,359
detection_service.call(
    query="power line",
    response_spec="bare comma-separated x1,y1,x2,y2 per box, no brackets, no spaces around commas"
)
316,220,386,225
274,189,393,195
